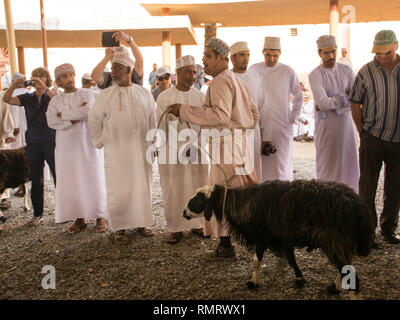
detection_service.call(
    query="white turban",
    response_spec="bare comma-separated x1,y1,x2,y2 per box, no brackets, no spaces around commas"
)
54,63,75,80
317,35,336,50
82,73,92,80
112,50,134,70
12,72,25,81
176,55,196,69
264,37,281,50
230,41,249,56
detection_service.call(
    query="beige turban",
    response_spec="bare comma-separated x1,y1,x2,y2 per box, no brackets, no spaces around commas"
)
176,55,196,69
230,41,249,56
264,37,281,50
112,50,134,70
206,37,230,58
317,35,336,50
54,63,75,80
114,46,130,55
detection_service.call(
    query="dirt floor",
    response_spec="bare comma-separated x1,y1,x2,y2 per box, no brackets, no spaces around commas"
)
0,141,399,300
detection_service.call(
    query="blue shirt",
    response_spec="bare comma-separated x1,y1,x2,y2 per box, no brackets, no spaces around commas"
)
17,92,55,144
149,71,157,85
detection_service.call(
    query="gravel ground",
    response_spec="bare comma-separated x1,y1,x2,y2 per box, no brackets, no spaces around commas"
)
1,141,399,300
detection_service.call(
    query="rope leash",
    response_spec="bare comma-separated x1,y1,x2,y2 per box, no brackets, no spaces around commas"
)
156,109,238,216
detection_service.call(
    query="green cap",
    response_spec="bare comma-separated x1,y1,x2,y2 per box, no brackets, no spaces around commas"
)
372,30,398,53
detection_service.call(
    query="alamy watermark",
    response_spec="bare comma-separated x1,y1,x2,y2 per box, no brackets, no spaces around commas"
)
341,5,356,24
146,123,255,176
341,265,356,290
41,265,56,290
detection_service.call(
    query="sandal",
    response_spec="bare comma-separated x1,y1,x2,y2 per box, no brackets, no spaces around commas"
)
191,228,205,238
136,227,154,237
29,216,43,225
166,232,183,244
114,230,129,245
0,199,11,210
95,219,108,233
68,219,87,234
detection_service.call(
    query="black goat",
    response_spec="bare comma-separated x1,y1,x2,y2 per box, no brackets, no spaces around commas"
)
183,180,375,294
0,147,31,223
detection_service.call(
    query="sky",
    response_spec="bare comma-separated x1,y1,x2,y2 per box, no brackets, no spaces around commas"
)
1,0,399,90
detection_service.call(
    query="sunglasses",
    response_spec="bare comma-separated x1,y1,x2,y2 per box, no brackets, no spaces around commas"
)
158,75,170,81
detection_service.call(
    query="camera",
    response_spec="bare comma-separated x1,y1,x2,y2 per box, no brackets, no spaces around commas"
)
24,80,35,87
262,143,277,156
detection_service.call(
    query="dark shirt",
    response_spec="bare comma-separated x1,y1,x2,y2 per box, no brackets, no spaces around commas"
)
17,92,55,144
98,69,143,89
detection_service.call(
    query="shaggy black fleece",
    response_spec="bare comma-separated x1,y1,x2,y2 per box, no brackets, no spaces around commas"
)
0,147,31,194
205,180,375,268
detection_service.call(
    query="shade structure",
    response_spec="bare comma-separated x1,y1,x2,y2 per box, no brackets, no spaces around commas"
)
140,0,400,27
0,15,197,48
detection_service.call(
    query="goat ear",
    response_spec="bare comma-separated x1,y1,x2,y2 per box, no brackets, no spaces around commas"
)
204,204,213,221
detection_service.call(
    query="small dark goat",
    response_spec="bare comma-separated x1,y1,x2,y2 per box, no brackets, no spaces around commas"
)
0,147,31,223
183,180,375,295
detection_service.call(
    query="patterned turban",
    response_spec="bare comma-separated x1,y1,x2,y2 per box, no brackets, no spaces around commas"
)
230,41,249,55
112,49,134,70
176,55,196,69
264,37,281,50
316,35,337,50
54,63,75,80
206,37,230,58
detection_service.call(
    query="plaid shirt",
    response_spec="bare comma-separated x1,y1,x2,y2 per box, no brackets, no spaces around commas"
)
350,55,400,142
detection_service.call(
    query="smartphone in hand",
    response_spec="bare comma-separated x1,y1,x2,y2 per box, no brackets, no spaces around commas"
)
102,31,120,47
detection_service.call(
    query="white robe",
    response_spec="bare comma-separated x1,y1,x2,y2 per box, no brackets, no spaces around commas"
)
233,70,262,182
156,86,208,232
0,92,14,148
200,84,209,95
247,62,303,182
88,85,156,232
308,63,359,193
338,57,353,69
46,88,107,223
293,100,315,137
9,88,28,149
302,100,315,137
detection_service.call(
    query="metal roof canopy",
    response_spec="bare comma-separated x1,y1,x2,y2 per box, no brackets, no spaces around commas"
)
140,0,400,27
0,16,198,48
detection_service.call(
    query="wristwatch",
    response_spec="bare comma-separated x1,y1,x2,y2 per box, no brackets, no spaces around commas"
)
127,36,133,44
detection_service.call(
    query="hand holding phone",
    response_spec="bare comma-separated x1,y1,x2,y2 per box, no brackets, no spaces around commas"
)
102,31,120,47
24,80,35,87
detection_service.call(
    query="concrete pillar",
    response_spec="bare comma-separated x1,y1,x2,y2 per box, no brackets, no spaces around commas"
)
161,7,171,70
162,31,171,70
204,23,217,46
329,0,339,42
17,47,25,75
3,0,18,75
175,43,182,59
40,0,48,68
342,24,351,56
